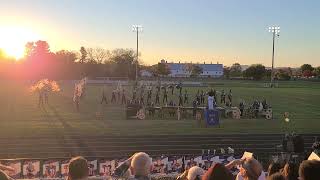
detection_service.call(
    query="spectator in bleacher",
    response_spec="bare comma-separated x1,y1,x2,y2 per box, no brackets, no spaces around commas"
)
113,152,152,180
153,159,165,174
186,166,204,180
311,137,320,155
298,160,320,180
282,162,298,180
68,156,89,180
267,173,285,180
267,163,281,176
0,170,12,180
202,163,233,180
236,158,265,180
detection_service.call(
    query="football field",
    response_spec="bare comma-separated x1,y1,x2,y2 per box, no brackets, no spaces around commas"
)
0,80,319,137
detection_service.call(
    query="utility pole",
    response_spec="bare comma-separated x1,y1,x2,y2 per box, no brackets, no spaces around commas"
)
268,26,280,87
132,25,143,81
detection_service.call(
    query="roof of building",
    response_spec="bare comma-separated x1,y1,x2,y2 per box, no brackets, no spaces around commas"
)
167,63,223,71
198,64,223,71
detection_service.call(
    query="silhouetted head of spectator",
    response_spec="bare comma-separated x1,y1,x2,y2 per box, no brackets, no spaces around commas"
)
283,162,298,180
298,160,320,180
187,166,204,180
268,163,281,176
267,172,285,180
202,163,233,180
68,156,89,180
0,170,12,180
240,158,263,180
130,152,152,177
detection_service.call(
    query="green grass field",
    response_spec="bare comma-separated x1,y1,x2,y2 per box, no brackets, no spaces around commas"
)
0,80,319,138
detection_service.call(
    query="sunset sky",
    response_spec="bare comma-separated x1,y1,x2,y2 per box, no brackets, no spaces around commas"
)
0,0,319,67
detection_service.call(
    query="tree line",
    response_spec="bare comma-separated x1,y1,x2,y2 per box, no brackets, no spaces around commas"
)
0,40,319,80
223,63,320,80
0,40,138,80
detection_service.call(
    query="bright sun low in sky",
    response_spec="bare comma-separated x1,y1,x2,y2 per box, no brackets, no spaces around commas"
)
0,1,319,66
0,26,41,60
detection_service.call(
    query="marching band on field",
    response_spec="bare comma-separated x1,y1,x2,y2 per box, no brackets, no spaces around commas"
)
97,81,270,111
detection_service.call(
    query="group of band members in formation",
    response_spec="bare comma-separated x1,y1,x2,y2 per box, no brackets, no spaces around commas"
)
99,82,233,107
98,82,270,117
32,78,270,118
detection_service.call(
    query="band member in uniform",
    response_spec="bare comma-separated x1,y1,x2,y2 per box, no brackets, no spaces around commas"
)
38,89,45,108
111,90,116,103
213,89,217,102
227,89,232,106
192,99,198,117
101,86,108,104
73,86,80,111
178,82,183,95
132,88,137,101
262,98,268,109
200,90,205,104
220,90,226,105
184,90,189,104
121,89,126,105
117,89,121,103
140,92,145,105
44,84,50,105
155,89,160,105
170,85,174,95
253,99,260,118
147,88,152,105
178,93,183,106
163,87,168,104
196,90,200,105
156,84,161,92
239,101,245,116
139,86,145,105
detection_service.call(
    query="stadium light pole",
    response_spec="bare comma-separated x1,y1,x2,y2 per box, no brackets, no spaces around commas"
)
268,26,280,87
132,25,143,81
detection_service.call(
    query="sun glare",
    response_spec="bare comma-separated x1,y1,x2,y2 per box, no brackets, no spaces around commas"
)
0,26,41,60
